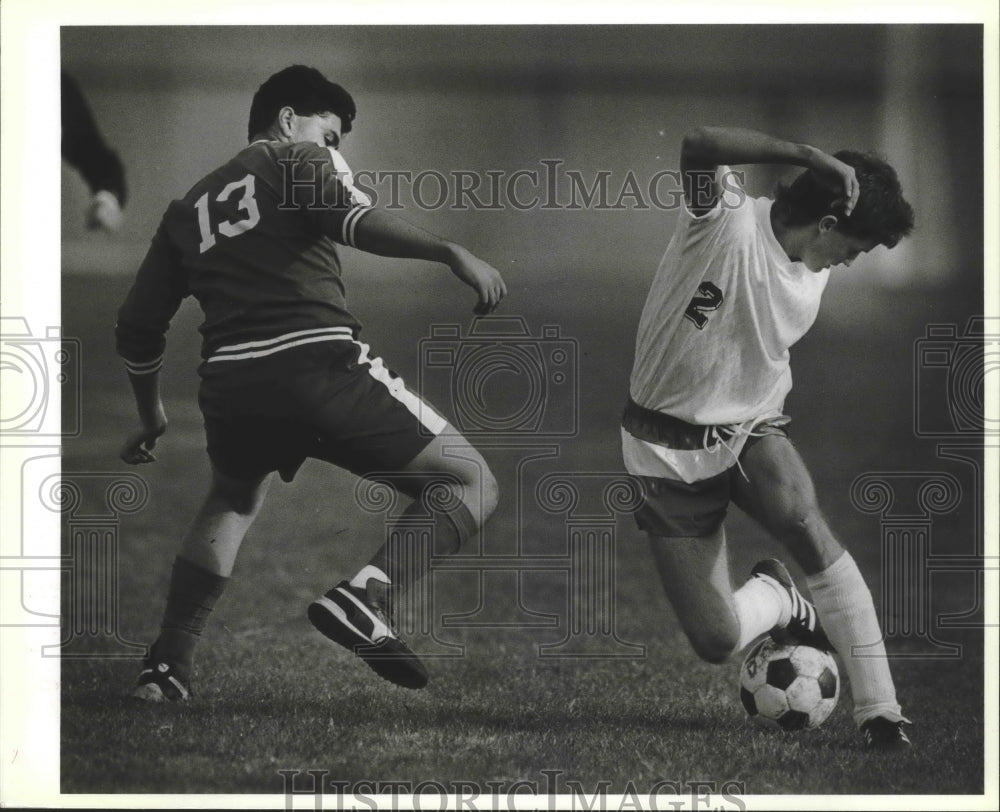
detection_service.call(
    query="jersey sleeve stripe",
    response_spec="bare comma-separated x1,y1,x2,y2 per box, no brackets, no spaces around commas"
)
341,205,373,247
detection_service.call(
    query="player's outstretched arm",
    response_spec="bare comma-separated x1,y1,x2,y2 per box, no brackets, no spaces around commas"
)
120,370,168,465
352,208,507,315
680,126,859,217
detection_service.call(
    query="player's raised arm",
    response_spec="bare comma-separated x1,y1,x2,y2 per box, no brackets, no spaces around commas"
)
352,208,507,315
680,126,860,217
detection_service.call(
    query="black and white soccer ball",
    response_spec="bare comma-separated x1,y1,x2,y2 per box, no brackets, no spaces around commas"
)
739,638,839,731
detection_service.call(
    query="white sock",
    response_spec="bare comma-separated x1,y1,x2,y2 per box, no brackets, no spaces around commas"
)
806,551,907,727
349,565,390,590
733,576,789,651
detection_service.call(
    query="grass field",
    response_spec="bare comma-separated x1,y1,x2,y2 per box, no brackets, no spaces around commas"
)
57,268,988,803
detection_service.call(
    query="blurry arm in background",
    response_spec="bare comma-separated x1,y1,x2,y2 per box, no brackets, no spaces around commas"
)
61,72,127,233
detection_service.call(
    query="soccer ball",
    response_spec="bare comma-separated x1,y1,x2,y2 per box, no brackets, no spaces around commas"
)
739,638,839,731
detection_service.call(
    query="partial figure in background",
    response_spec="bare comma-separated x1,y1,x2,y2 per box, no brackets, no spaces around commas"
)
61,71,127,233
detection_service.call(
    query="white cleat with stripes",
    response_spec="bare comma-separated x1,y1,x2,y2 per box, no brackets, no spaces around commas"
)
308,581,428,689
751,558,834,652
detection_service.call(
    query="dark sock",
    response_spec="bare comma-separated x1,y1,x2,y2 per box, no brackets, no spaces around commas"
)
361,500,478,611
151,556,228,681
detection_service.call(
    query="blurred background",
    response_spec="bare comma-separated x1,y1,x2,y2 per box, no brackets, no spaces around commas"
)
61,25,982,284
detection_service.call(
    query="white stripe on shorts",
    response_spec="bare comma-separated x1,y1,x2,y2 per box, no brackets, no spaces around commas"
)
352,340,448,437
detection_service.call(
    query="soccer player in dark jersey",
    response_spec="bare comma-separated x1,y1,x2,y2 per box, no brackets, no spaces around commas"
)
117,65,507,700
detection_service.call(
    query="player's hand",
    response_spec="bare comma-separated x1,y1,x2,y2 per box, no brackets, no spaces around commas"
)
807,150,859,217
120,418,167,465
86,190,124,233
448,247,507,315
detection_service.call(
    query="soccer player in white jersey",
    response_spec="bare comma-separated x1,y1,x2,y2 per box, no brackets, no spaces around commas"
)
621,126,914,750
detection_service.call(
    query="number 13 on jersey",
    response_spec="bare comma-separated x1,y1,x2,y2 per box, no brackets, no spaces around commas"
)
194,173,260,253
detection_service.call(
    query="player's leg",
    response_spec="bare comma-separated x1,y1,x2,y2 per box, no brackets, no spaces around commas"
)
356,432,498,600
733,433,910,747
309,431,497,689
134,467,271,702
621,399,800,665
178,467,273,577
640,477,801,664
304,339,498,687
648,528,739,663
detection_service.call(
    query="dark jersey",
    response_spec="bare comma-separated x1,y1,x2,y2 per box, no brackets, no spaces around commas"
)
116,140,372,374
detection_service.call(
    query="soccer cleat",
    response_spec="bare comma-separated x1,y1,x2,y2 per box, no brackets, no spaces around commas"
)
308,581,428,689
861,716,912,750
751,559,834,652
132,659,192,702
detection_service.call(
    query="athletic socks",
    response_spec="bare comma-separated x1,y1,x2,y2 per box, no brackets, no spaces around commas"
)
805,551,906,726
733,575,789,651
151,556,228,681
358,499,478,599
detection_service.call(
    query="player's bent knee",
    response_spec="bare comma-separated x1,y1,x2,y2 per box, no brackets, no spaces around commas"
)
775,508,827,546
775,511,843,574
449,458,499,523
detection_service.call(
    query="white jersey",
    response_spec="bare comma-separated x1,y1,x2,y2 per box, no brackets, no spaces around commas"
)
628,167,829,426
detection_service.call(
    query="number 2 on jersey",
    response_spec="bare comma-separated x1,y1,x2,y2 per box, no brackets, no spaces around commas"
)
684,281,723,329
194,173,260,253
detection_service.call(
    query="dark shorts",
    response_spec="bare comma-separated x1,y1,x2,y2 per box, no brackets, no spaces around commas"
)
198,338,447,482
621,397,789,537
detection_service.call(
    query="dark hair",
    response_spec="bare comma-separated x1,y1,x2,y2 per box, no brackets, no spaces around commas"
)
773,150,914,248
247,65,356,141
